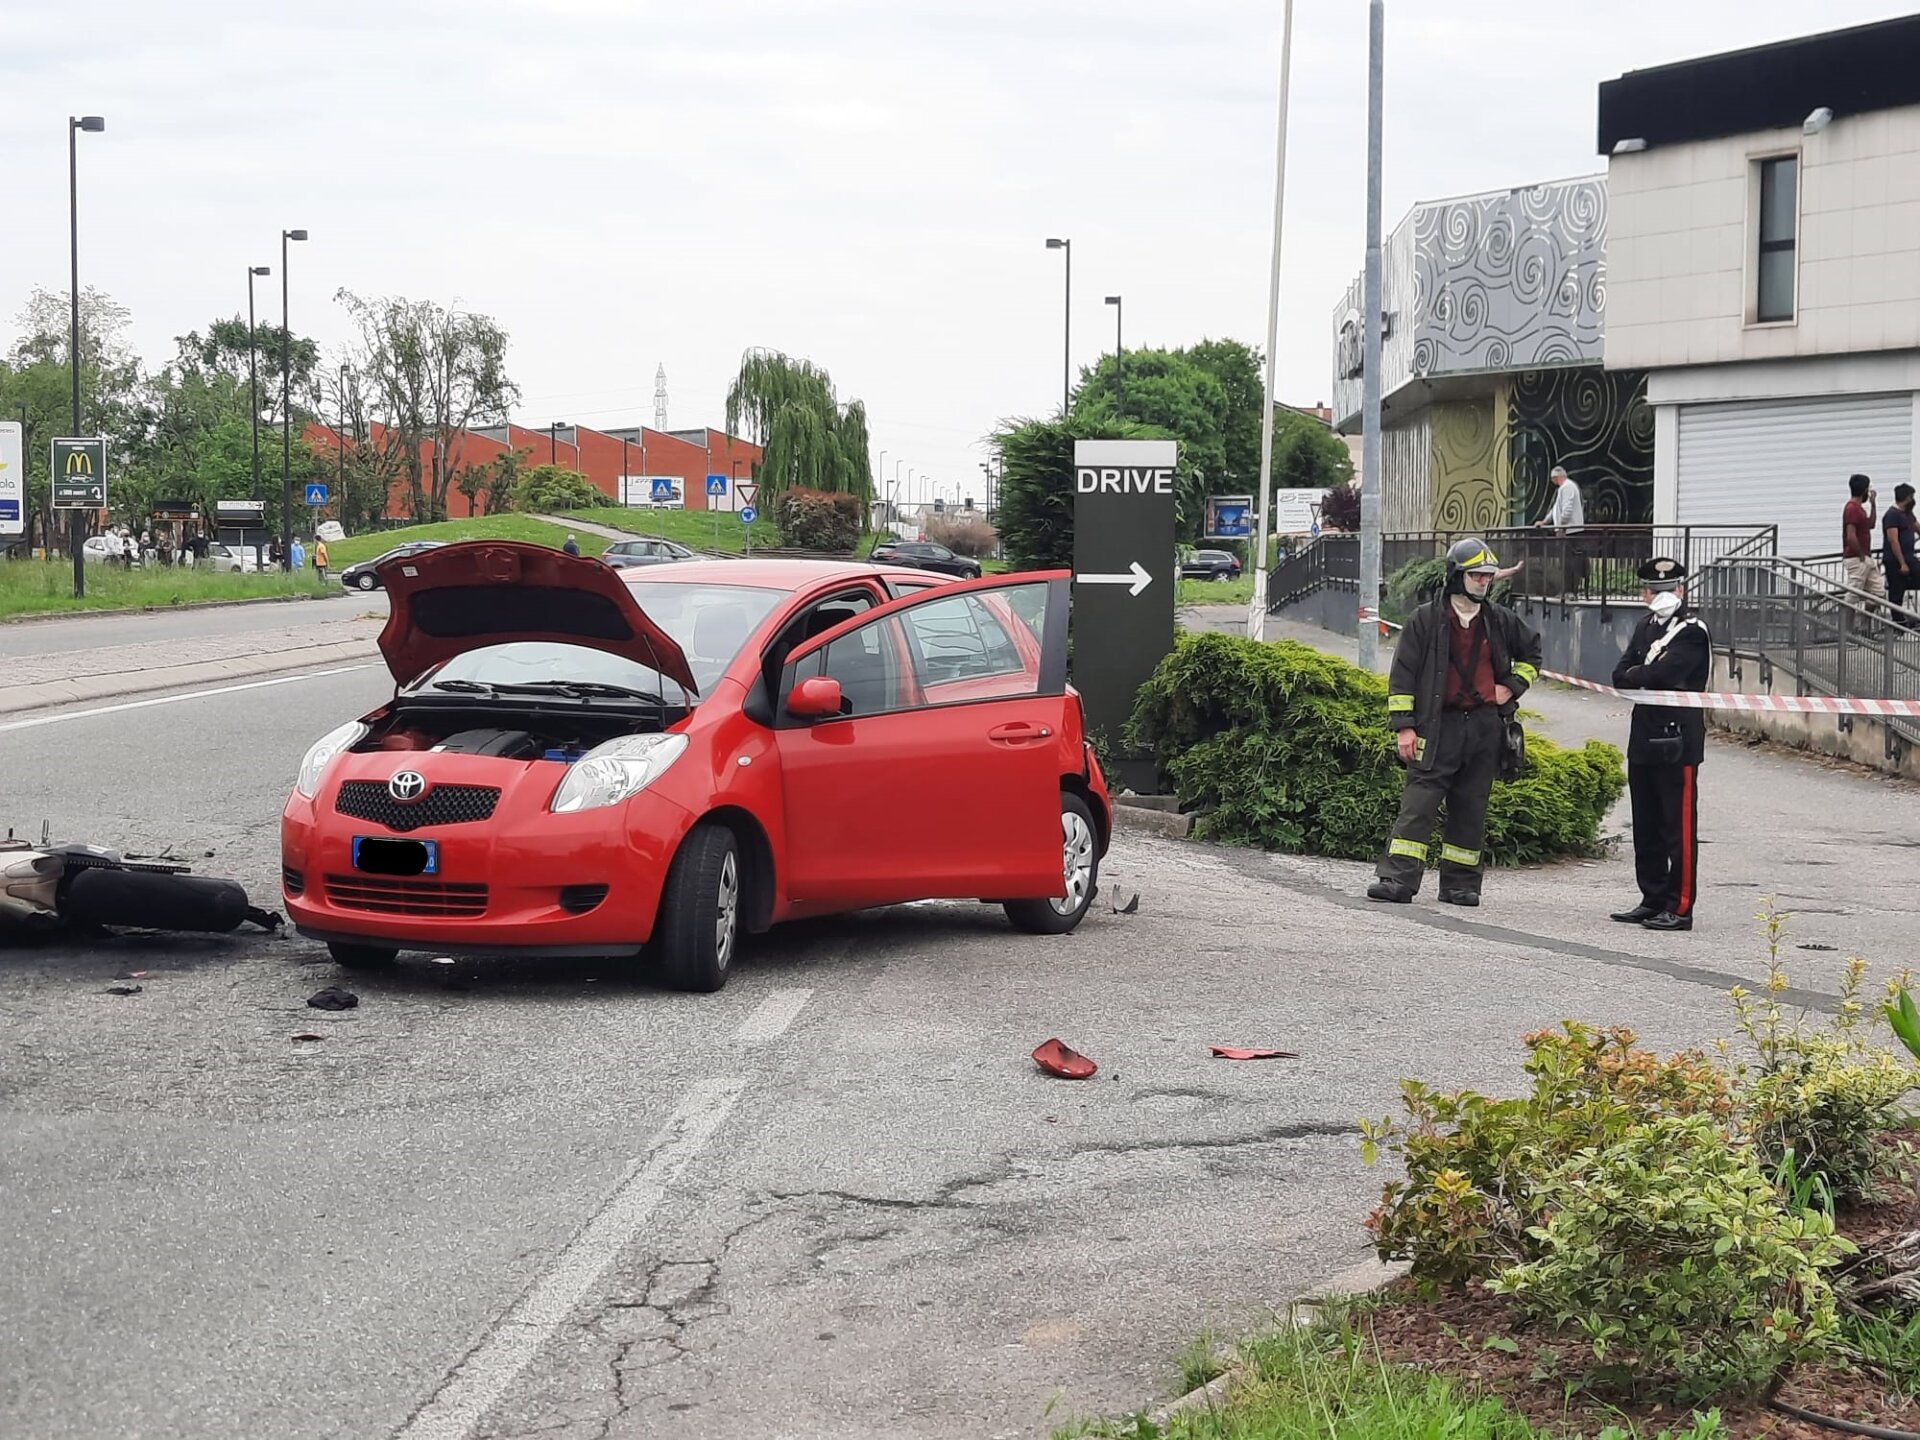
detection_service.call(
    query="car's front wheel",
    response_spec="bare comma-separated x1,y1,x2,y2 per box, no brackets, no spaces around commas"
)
355,572,377,591
1004,793,1099,936
656,822,740,992
329,941,398,969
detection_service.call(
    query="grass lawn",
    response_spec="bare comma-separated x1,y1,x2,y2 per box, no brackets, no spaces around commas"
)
0,560,334,620
325,515,612,568
548,506,782,553
1176,574,1254,607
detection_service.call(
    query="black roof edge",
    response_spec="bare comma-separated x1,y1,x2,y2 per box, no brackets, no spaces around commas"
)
1597,15,1920,154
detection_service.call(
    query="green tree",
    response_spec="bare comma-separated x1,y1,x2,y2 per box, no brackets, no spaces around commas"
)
1182,338,1265,491
725,348,872,507
456,445,527,518
1272,405,1355,495
991,412,1170,571
339,291,517,524
513,464,601,514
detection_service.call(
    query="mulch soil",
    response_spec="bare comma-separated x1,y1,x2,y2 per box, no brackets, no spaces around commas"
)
1355,1182,1920,1438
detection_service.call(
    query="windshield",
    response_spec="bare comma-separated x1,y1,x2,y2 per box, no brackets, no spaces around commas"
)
408,642,676,700
623,581,785,692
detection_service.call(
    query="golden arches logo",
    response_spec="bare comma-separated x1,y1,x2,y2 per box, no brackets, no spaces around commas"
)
64,449,95,475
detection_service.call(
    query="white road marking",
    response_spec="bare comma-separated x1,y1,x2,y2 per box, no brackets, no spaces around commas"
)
394,1076,747,1440
732,987,813,1044
0,665,375,733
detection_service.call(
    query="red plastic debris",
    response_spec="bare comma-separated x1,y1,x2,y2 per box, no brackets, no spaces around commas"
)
1032,1038,1098,1079
1209,1045,1299,1061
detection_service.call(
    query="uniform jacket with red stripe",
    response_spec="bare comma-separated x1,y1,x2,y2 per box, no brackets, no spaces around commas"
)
1612,609,1712,765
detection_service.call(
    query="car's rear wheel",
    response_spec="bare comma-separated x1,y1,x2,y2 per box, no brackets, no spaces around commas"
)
328,941,398,969
355,572,377,591
656,823,740,992
1004,793,1099,936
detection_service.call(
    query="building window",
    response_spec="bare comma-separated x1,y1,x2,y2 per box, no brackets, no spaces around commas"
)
1756,156,1798,322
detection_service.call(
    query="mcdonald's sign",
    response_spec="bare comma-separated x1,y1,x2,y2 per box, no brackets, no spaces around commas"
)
52,437,109,510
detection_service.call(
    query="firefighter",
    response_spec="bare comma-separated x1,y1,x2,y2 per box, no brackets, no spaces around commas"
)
1609,556,1712,932
1368,538,1542,907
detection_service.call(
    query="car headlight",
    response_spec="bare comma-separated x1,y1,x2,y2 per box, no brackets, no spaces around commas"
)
296,720,369,798
551,733,688,813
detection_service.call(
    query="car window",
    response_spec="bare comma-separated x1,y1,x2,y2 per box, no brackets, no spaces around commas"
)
622,580,786,692
409,642,676,697
903,594,1028,690
927,545,954,560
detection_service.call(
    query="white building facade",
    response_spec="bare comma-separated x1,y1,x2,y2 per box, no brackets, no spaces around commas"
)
1600,15,1920,559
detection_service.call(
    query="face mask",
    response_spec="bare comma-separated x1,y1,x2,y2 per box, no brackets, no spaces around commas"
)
1648,591,1682,620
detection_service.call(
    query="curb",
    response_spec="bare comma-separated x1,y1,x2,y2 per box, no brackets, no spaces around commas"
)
0,588,352,627
1145,1258,1409,1426
1112,801,1196,840
0,638,381,716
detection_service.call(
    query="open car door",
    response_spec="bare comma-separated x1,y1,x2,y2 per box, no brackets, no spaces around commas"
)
770,573,1072,914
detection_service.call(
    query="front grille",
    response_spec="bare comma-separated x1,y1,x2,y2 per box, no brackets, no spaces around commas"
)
323,875,488,918
282,866,305,896
558,884,609,914
335,781,501,833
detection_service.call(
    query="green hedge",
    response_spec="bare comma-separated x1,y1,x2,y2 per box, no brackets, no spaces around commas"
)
1126,632,1624,865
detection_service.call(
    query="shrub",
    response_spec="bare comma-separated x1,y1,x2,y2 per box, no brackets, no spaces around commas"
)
513,465,605,514
1489,1115,1850,1400
1320,482,1360,531
1362,1022,1732,1288
925,513,998,557
1125,632,1623,864
776,487,863,552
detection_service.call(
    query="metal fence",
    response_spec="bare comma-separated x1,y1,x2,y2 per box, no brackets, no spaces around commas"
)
1694,555,1920,754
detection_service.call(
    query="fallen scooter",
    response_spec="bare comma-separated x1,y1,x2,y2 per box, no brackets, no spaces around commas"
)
0,827,281,939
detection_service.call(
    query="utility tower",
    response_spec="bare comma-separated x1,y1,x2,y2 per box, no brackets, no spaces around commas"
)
653,365,669,432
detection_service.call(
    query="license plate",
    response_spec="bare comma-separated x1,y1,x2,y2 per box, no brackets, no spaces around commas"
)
352,836,439,876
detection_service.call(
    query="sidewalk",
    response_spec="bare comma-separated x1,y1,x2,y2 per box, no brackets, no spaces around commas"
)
1184,604,1920,991
1,615,383,715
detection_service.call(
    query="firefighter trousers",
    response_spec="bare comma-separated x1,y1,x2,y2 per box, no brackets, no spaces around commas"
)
1376,707,1502,897
1629,761,1699,918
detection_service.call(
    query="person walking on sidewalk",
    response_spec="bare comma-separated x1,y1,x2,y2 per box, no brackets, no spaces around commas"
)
1368,538,1542,909
1533,465,1587,594
1885,483,1918,625
1844,474,1888,626
1609,557,1713,934
313,536,330,586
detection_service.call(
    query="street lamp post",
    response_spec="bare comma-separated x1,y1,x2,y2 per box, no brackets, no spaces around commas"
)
280,227,308,571
336,362,349,516
247,265,270,506
1105,295,1124,417
622,436,632,505
1249,0,1297,641
67,115,104,598
550,421,565,465
1045,238,1071,413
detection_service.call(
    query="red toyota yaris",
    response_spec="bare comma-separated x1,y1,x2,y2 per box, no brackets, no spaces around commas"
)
281,541,1111,991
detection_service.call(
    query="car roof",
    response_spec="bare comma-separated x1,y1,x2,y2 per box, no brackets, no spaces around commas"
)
621,557,953,592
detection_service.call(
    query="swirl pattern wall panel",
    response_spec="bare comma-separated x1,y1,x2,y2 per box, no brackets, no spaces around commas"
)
1429,396,1511,532
1506,368,1656,525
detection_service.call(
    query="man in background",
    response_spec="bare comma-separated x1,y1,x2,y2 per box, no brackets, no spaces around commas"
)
1843,474,1886,619
1533,465,1586,593
1887,483,1919,625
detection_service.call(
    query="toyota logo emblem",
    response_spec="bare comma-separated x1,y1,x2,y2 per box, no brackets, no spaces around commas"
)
388,770,428,803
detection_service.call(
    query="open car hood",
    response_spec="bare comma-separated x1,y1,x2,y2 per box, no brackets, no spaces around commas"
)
375,541,698,694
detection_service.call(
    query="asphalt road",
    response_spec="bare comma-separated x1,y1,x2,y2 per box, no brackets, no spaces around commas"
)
0,589,378,663
0,661,1889,1440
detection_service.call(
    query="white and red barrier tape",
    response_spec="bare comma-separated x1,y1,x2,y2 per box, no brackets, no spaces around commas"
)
1354,609,1920,719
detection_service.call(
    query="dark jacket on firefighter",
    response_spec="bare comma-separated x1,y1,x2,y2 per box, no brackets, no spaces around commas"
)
1387,596,1543,771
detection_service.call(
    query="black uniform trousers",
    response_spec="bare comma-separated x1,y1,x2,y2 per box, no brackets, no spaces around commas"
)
1629,761,1699,919
1375,707,1502,897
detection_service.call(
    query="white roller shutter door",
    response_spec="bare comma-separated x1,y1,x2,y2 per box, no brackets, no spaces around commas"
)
1675,392,1915,558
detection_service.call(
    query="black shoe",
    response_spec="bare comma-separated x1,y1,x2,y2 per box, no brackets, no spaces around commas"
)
1641,911,1693,932
1437,890,1480,907
1610,904,1658,924
1367,880,1413,904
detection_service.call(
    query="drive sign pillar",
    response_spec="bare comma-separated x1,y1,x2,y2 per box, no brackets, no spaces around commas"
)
1072,438,1177,793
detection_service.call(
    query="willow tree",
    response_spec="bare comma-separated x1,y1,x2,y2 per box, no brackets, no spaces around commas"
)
725,348,872,506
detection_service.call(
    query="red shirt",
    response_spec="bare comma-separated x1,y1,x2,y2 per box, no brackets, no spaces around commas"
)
1844,499,1874,559
1445,611,1498,710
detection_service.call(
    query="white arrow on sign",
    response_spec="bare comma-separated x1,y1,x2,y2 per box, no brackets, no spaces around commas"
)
1076,561,1153,597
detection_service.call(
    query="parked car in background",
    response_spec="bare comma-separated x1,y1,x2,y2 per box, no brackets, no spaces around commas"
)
282,543,1108,992
339,540,447,592
868,540,982,580
603,536,702,569
1178,549,1243,581
206,542,262,574
81,535,118,565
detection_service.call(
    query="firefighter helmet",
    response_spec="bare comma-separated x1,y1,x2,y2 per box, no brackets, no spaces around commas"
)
1445,538,1501,595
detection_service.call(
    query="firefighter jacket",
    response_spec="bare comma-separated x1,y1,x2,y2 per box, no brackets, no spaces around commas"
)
1612,609,1712,766
1387,597,1543,773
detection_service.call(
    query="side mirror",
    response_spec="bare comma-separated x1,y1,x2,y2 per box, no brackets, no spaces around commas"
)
786,675,845,719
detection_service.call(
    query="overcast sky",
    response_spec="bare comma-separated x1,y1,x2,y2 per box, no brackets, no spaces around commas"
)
4,0,1912,506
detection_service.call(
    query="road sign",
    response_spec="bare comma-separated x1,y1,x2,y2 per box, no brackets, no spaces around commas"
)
0,421,22,536
738,481,758,508
740,505,757,524
650,477,675,502
214,499,266,528
51,437,108,510
304,483,330,507
1204,494,1253,540
1073,439,1178,792
1274,489,1320,534
705,473,728,497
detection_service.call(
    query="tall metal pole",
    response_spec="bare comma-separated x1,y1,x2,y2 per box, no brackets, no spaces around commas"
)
67,117,102,599
1063,241,1072,412
1107,295,1124,417
248,267,266,503
337,363,348,515
1356,0,1386,673
1248,0,1296,641
280,233,291,569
